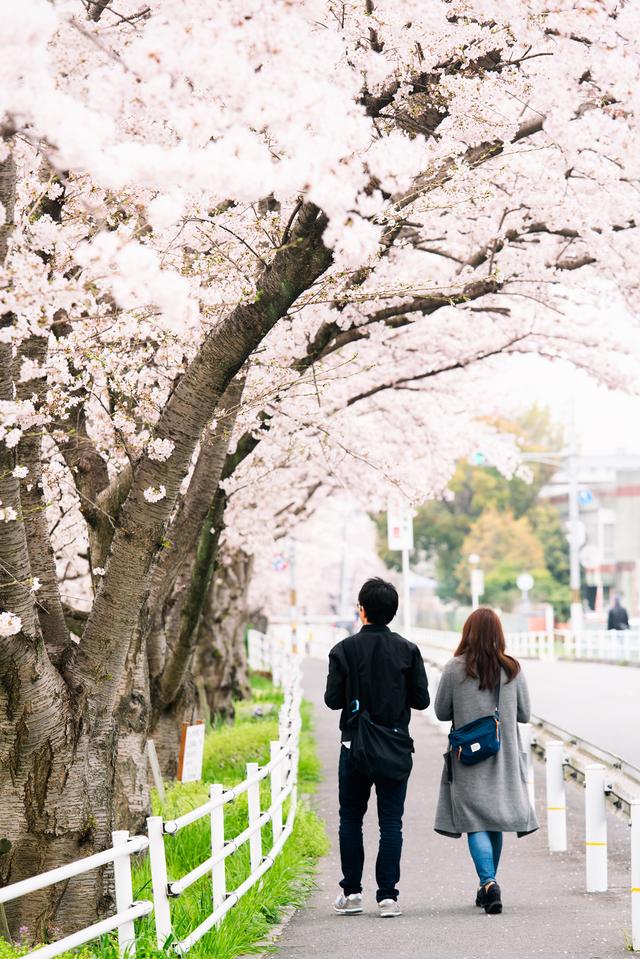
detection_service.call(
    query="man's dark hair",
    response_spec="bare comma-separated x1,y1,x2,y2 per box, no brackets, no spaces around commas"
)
358,577,399,626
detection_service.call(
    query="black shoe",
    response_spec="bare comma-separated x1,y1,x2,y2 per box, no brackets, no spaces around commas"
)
478,881,502,915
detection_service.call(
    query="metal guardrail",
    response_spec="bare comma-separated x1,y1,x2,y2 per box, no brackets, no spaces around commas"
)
1,635,302,959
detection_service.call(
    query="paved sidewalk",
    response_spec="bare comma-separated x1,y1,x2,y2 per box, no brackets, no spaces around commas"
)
276,658,632,959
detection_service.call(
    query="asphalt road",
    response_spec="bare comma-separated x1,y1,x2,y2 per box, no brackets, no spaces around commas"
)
275,657,632,959
521,659,640,767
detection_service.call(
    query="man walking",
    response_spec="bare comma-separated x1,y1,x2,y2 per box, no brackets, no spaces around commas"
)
607,594,630,630
324,577,429,918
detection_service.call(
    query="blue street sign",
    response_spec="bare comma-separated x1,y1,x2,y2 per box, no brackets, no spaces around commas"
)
578,489,594,507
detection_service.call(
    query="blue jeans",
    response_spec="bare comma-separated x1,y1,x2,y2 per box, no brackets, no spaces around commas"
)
467,831,503,886
338,746,408,902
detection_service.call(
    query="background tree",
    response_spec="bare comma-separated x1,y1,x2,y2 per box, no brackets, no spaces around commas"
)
375,406,570,613
456,507,545,608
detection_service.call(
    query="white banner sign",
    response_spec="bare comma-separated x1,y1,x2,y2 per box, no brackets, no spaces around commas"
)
177,721,206,783
387,499,414,551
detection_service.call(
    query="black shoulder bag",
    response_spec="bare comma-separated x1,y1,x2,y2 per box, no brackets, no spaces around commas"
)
343,645,414,782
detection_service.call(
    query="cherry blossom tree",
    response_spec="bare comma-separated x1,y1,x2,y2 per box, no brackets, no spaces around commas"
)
1,0,639,935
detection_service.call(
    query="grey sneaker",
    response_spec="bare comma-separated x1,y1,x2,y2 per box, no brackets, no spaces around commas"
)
333,892,363,915
378,898,401,918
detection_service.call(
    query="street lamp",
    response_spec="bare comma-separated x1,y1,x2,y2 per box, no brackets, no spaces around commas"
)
517,571,534,613
469,553,484,609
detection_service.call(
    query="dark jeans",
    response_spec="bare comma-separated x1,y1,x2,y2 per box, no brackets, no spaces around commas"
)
338,745,408,902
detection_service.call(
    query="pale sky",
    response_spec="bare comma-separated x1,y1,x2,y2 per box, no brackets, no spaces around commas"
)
494,355,640,456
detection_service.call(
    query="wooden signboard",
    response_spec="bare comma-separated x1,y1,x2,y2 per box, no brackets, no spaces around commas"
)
177,720,205,783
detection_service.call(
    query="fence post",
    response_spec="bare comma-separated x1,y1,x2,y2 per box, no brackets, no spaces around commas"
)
112,831,136,959
147,816,172,948
545,741,567,852
546,631,556,661
246,763,262,874
585,764,608,892
210,783,226,916
271,641,282,687
520,724,536,811
270,741,283,844
631,799,640,951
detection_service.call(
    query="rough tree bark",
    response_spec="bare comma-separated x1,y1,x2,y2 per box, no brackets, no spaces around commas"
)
194,550,252,721
113,379,244,826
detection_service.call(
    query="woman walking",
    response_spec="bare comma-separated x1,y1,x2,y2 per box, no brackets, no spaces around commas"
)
434,607,538,914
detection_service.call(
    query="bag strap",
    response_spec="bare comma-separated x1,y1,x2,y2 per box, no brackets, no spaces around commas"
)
342,640,361,717
451,667,502,731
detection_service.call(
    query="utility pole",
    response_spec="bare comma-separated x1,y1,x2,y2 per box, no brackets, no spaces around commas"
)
567,408,583,632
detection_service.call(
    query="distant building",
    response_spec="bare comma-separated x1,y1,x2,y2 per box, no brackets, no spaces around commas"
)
540,456,640,617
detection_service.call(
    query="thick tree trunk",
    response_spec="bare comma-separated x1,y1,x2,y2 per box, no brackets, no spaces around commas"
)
112,382,244,821
194,550,252,721
0,659,116,941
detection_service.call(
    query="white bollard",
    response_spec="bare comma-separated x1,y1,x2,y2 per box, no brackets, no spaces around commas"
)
246,762,263,874
585,764,608,891
520,724,536,811
270,741,283,845
112,831,136,959
545,740,567,852
631,799,640,951
146,816,172,948
210,783,226,916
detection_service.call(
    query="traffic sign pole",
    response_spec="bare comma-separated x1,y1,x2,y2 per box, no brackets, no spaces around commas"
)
387,499,413,636
402,547,410,635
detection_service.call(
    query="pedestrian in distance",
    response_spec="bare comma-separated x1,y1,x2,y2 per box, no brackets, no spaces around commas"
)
607,594,630,630
434,607,538,915
325,577,430,918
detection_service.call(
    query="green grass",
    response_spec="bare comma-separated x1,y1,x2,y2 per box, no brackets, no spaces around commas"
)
1,673,327,959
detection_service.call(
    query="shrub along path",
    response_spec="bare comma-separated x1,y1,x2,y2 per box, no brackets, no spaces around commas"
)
275,657,631,959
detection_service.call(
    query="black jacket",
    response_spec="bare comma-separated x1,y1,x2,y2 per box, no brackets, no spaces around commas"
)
324,624,429,735
608,604,629,630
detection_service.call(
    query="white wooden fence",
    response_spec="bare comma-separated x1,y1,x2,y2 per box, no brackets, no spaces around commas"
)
558,628,640,663
0,835,153,959
148,668,301,954
0,634,301,959
414,626,640,664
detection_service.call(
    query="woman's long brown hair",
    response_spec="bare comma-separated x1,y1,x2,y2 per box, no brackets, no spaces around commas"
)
454,607,520,689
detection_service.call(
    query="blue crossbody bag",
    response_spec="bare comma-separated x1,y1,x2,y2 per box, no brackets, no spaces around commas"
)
448,678,501,768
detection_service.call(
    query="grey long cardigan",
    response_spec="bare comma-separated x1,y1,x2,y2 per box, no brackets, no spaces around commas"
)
434,656,539,837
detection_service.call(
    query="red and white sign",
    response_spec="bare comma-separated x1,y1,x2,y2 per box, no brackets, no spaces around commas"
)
177,721,205,783
387,499,414,551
